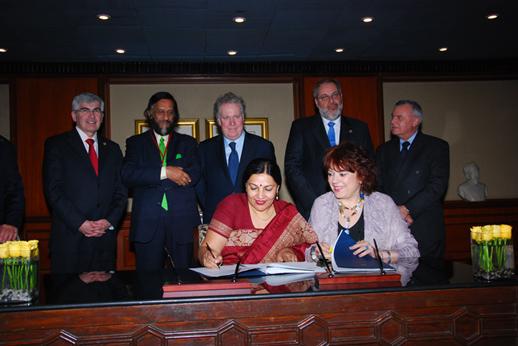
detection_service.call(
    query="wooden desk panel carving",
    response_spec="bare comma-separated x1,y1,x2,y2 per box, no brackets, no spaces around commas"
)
1,286,516,345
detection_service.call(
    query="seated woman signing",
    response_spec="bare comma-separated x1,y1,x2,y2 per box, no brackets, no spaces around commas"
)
308,143,419,265
199,159,317,268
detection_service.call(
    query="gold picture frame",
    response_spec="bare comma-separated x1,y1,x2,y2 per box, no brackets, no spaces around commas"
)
134,118,200,141
206,117,269,139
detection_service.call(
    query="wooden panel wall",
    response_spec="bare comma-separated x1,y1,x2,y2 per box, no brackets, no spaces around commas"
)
14,77,99,271
302,76,384,148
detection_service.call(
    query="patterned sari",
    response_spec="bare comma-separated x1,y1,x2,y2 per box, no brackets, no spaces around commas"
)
209,194,317,264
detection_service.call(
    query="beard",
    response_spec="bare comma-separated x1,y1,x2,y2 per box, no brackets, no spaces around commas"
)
148,117,174,136
318,103,343,120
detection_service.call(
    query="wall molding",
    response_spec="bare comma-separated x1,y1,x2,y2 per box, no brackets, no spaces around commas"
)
1,59,518,76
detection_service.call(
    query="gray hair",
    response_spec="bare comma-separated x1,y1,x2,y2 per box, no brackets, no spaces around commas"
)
72,92,104,111
213,92,246,120
395,99,423,118
312,78,342,99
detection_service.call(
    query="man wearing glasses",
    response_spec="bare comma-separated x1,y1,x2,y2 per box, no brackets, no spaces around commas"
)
43,92,127,273
285,79,373,219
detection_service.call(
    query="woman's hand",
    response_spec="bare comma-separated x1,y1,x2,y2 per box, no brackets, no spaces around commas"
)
275,248,298,262
350,240,375,258
316,242,332,260
200,246,223,269
199,230,227,268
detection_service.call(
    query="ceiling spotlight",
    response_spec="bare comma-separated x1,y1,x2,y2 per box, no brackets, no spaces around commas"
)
335,48,344,53
115,49,125,54
362,17,374,23
438,47,448,52
97,13,111,21
486,13,499,20
0,48,7,53
227,50,238,56
233,16,246,23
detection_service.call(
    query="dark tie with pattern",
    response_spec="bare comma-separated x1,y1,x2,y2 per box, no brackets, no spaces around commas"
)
228,142,239,185
85,138,98,176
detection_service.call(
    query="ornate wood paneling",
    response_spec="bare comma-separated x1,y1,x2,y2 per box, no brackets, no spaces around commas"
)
443,199,518,262
1,286,516,344
302,76,384,148
13,77,99,219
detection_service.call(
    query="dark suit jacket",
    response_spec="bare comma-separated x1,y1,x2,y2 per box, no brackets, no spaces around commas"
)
284,115,373,219
0,135,24,229
196,132,276,224
376,132,450,257
43,130,128,273
122,130,201,244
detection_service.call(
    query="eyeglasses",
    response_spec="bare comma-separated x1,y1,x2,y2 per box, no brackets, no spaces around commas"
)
317,92,341,103
76,108,103,116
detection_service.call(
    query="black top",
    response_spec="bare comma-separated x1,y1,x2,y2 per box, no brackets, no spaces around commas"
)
338,210,365,241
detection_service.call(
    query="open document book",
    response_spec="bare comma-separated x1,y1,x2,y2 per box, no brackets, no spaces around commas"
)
331,230,395,274
190,261,326,278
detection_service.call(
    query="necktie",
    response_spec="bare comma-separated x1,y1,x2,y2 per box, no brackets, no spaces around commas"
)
85,138,98,176
228,142,239,185
159,137,168,211
327,121,336,147
401,141,410,160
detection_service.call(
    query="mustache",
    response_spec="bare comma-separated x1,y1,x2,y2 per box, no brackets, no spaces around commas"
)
148,118,174,135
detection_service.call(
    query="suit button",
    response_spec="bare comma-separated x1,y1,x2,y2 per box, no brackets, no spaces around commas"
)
407,190,411,194
415,170,420,174
97,203,100,208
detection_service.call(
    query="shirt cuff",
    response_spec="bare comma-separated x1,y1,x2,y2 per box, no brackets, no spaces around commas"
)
160,166,167,180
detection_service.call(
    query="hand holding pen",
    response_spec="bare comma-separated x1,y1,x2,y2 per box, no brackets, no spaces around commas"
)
205,243,222,269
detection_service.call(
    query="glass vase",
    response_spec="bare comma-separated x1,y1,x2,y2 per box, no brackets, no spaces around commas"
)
471,225,514,281
0,257,39,304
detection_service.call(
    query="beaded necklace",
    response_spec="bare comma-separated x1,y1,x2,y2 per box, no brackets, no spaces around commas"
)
338,194,365,230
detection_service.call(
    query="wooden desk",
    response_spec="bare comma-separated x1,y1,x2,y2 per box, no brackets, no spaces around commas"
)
1,261,517,345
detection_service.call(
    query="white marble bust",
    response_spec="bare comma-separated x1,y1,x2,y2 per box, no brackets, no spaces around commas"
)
458,162,487,202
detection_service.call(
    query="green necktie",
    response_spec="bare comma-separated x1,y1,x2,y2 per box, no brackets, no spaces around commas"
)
159,137,168,211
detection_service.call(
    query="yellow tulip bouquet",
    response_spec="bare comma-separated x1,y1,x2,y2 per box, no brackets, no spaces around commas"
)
470,225,514,280
0,240,39,303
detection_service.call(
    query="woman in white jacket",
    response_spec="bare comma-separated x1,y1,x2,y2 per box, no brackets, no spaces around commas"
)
308,142,419,266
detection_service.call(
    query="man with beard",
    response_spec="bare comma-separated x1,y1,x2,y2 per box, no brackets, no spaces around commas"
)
122,92,201,270
43,92,127,273
285,79,373,219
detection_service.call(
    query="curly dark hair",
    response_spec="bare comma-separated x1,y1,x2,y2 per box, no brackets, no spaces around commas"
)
323,142,376,194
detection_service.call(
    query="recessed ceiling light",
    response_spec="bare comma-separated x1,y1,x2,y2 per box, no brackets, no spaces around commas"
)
227,50,238,56
115,49,125,54
233,16,246,23
335,48,344,53
438,47,448,52
486,13,499,20
0,48,7,53
362,17,374,23
97,13,111,21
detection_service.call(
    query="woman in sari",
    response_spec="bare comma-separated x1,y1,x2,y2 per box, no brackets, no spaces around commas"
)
199,159,317,268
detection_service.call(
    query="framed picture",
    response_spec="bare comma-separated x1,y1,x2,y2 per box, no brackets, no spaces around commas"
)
206,117,269,139
134,118,200,141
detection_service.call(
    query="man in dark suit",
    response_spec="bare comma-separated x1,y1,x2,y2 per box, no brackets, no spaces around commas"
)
43,92,128,273
376,100,450,257
122,92,201,270
196,92,276,224
0,135,25,243
285,79,373,219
